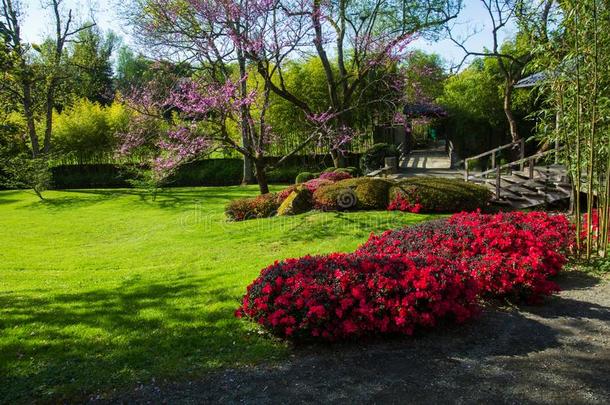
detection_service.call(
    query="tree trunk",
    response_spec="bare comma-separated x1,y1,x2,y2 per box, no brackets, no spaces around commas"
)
330,149,346,168
43,79,56,154
504,83,519,143
237,49,255,184
23,82,39,157
254,159,269,194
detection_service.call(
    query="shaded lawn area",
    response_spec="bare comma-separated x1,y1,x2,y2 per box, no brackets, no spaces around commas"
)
0,186,437,402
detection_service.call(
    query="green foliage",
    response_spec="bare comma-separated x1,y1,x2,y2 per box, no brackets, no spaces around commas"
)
0,153,52,199
67,26,118,105
172,159,243,186
115,46,155,94
403,50,447,104
266,165,302,184
52,99,129,162
360,143,399,173
295,171,317,184
391,178,492,213
438,59,506,157
277,186,313,216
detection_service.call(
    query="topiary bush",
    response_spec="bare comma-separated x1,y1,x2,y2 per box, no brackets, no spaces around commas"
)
295,171,318,184
335,166,360,177
236,252,480,340
388,177,492,213
225,193,279,221
360,143,399,174
313,178,393,211
357,211,574,303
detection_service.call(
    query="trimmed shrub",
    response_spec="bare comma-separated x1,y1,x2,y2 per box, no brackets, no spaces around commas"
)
314,178,393,211
295,171,317,184
335,166,360,177
225,193,279,221
236,252,479,340
318,171,352,182
388,177,492,213
358,211,574,302
277,186,313,216
360,143,399,173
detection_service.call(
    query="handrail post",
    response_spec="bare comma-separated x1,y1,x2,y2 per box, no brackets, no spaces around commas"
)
529,159,535,179
465,158,469,181
519,138,525,171
496,165,501,198
491,152,495,170
555,138,559,164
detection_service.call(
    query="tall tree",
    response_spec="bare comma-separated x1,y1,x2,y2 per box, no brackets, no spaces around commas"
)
0,0,94,156
448,0,555,142
68,26,118,105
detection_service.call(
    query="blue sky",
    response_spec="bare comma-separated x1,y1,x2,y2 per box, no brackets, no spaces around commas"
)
20,0,513,68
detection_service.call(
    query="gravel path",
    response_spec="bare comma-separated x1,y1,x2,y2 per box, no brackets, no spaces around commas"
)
111,272,610,404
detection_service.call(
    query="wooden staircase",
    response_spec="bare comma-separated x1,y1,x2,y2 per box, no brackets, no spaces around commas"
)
464,140,571,209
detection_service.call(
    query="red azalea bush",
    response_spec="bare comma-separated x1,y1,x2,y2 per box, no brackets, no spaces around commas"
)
387,193,422,213
225,193,279,221
277,185,297,204
581,209,607,242
303,178,334,194
236,252,480,340
358,211,573,302
318,171,353,182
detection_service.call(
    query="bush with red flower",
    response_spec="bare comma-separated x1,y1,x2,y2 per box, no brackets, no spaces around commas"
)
357,211,573,302
387,193,423,213
236,252,480,340
318,171,353,182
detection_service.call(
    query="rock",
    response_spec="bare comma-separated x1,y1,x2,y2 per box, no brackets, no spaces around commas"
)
277,186,313,216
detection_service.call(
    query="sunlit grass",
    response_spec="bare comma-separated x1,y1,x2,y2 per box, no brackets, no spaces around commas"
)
0,186,437,402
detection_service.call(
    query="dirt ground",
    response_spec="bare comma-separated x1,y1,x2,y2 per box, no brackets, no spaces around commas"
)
107,271,610,404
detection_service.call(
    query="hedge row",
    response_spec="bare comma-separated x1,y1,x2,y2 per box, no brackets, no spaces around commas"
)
49,156,361,189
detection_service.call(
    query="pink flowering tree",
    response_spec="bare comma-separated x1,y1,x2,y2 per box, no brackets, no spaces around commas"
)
121,0,460,193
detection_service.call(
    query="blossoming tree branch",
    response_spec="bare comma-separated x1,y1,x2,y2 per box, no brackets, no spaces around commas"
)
119,0,460,194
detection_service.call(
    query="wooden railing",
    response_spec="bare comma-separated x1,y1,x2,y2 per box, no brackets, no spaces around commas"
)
464,138,525,181
465,141,561,198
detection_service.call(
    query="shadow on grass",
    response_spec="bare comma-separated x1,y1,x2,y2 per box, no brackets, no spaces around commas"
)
0,272,281,403
24,186,263,211
280,211,438,242
111,292,610,404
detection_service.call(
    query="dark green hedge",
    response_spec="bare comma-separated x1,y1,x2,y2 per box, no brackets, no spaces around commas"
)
50,155,362,189
51,159,244,189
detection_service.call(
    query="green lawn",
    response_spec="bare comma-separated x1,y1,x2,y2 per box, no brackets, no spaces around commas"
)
0,186,436,402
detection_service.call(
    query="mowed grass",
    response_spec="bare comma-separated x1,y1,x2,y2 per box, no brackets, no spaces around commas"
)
0,186,436,402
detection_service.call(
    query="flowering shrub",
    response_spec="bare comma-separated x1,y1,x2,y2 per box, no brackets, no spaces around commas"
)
236,252,479,340
225,193,279,221
387,193,422,213
581,209,608,243
276,185,297,204
389,178,492,213
358,211,573,302
302,178,334,194
319,171,353,182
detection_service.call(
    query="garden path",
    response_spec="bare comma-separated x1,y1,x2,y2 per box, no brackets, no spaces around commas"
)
105,271,610,404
